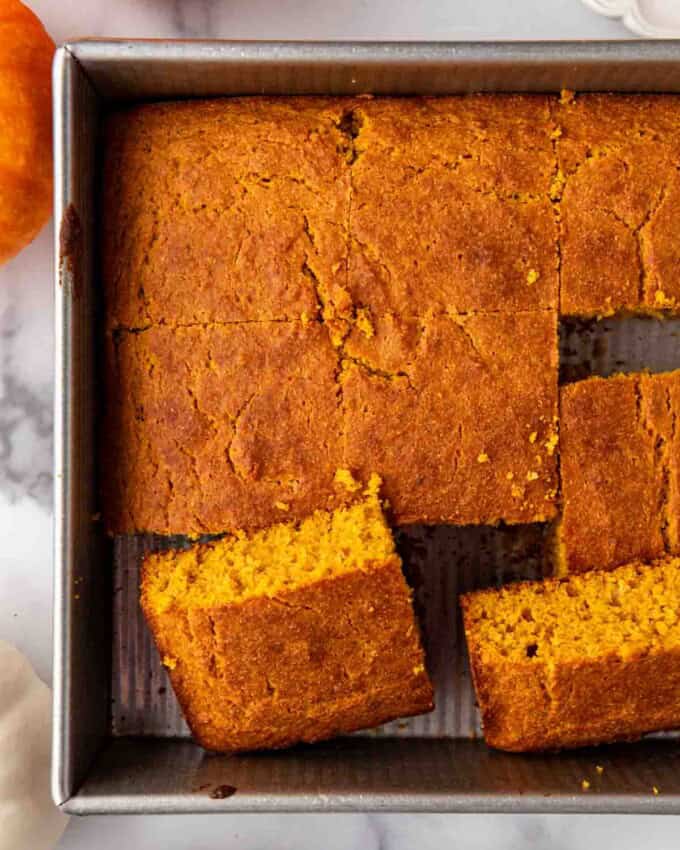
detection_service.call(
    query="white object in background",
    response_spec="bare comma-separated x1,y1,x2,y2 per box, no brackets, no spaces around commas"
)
0,641,68,850
581,0,680,36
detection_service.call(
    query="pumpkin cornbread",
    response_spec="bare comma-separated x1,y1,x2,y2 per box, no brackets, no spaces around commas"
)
102,98,354,329
342,310,559,525
141,479,434,752
560,371,680,574
556,94,680,316
105,309,558,533
461,555,680,752
349,96,559,316
104,321,342,535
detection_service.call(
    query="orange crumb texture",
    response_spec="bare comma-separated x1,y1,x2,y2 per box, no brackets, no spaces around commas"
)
461,555,680,752
141,480,433,752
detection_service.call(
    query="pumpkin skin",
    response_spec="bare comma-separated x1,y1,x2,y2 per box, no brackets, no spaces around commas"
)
0,641,68,850
0,0,54,265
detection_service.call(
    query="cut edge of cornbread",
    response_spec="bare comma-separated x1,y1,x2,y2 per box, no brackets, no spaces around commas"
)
559,369,680,575
546,518,568,578
461,556,680,752
141,472,391,615
140,471,435,752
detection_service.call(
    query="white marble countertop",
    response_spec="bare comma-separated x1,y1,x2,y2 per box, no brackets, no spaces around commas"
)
2,0,676,846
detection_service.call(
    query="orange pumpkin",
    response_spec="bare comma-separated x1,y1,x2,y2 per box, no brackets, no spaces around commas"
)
0,0,54,265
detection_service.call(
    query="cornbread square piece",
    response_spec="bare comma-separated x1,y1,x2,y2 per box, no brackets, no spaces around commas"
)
348,96,558,316
141,486,434,752
461,556,680,752
556,94,680,316
104,322,342,535
560,371,680,574
342,310,559,525
102,98,353,329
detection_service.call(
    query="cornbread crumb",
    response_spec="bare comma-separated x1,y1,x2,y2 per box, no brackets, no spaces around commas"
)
581,780,591,792
461,555,680,751
549,169,566,201
560,89,575,105
596,765,604,775
274,501,290,512
544,432,558,456
477,452,490,464
526,471,539,482
529,432,538,444
334,468,362,493
142,488,433,752
526,270,539,286
355,308,375,339
655,290,677,309
653,786,660,796
506,472,514,481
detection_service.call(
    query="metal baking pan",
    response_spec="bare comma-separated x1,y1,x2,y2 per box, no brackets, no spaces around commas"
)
53,39,680,814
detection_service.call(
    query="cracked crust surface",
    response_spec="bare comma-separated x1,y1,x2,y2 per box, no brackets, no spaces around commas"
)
342,311,559,525
140,496,433,752
461,555,680,751
110,95,680,535
104,322,343,535
560,371,680,574
555,94,680,316
105,309,559,532
349,96,559,315
102,98,354,329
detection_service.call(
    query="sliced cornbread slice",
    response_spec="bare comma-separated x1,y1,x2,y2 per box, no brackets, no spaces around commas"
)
560,371,680,574
461,556,680,752
342,310,559,525
349,95,558,315
556,93,680,316
141,479,434,752
104,321,343,535
103,97,353,330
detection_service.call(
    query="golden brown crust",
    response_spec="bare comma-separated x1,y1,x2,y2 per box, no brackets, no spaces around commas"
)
342,311,559,525
465,642,680,752
556,94,680,316
461,559,680,751
141,557,433,752
102,98,355,329
349,96,558,315
106,95,680,537
103,93,680,325
104,311,558,535
104,322,343,534
561,371,680,573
